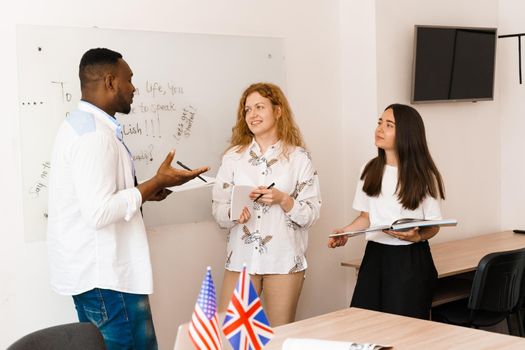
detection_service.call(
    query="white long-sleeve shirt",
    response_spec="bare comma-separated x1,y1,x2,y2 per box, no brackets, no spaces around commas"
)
212,140,321,274
47,101,152,295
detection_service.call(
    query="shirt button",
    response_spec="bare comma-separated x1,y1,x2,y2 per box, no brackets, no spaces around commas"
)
257,216,261,219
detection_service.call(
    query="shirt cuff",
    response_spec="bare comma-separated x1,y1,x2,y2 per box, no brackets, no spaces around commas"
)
213,203,237,229
124,187,142,221
352,203,369,213
285,198,300,221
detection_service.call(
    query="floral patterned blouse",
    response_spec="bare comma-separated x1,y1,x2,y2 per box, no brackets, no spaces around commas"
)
212,139,322,275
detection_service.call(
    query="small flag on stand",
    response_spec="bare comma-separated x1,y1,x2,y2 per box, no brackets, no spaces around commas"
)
188,267,223,350
222,265,274,350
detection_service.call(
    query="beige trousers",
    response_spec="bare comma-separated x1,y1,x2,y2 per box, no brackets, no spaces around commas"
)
218,270,306,327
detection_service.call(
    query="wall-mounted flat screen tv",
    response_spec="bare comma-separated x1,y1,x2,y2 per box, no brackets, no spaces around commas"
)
411,25,497,103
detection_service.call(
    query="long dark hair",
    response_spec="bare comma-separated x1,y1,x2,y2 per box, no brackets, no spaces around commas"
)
361,103,445,210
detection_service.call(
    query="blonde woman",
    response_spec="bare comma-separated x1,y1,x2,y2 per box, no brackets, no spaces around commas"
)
212,83,321,326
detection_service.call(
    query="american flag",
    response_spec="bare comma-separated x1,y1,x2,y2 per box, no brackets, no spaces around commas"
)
188,267,223,350
222,266,274,350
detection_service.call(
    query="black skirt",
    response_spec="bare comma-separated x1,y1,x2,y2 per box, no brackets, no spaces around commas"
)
350,240,438,319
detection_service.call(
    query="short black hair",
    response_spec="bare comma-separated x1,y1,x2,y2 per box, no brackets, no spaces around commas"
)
79,48,123,89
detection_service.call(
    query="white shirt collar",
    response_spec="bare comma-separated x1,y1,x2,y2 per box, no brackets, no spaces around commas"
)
249,138,282,156
78,100,120,132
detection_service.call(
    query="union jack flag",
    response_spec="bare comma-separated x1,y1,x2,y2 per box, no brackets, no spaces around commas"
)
188,267,223,350
222,266,274,350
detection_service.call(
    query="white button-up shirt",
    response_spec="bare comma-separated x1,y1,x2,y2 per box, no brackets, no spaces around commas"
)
212,140,321,274
47,101,152,295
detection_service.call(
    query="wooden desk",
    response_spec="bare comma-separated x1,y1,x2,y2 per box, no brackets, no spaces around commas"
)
342,231,525,277
264,307,525,350
341,231,525,306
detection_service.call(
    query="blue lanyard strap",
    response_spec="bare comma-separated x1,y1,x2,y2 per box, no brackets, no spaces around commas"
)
106,116,136,178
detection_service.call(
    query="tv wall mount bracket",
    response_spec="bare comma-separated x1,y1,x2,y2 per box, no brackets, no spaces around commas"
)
499,32,525,84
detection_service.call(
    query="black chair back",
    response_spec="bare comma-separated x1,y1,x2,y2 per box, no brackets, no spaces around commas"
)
7,322,106,350
514,269,525,336
468,248,525,313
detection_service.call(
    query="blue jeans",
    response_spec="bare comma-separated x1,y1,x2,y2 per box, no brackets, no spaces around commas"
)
73,288,158,350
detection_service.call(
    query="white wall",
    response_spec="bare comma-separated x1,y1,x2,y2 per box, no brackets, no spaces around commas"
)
0,1,347,349
374,0,501,242
498,0,525,230
339,0,379,296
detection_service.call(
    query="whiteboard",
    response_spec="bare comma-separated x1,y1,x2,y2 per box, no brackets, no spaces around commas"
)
16,25,285,241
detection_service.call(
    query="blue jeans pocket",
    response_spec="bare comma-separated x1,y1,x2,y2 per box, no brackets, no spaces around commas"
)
73,289,109,328
82,304,109,328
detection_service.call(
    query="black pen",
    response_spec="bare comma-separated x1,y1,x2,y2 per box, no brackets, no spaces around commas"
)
253,182,275,202
176,161,207,183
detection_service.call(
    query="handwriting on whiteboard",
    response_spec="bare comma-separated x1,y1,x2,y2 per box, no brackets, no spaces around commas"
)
28,161,51,199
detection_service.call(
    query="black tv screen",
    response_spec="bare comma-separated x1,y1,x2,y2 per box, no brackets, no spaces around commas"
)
411,25,497,103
